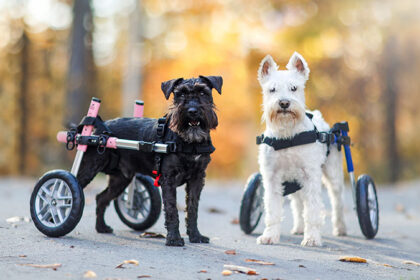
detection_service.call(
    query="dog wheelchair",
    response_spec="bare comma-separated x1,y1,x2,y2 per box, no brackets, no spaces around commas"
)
239,121,379,239
30,98,165,237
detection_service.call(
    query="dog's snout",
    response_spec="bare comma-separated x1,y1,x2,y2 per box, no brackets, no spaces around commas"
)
188,107,198,118
279,99,290,109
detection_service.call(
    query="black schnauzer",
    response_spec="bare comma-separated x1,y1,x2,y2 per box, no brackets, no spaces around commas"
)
76,76,222,246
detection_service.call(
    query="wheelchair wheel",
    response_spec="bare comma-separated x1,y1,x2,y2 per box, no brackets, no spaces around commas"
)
239,172,264,234
114,174,162,231
355,174,379,239
30,170,84,237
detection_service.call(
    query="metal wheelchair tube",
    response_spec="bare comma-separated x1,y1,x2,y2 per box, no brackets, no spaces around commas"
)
115,139,140,150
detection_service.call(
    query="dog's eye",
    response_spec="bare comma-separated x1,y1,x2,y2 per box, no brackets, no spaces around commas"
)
269,88,276,93
200,92,204,96
291,86,297,92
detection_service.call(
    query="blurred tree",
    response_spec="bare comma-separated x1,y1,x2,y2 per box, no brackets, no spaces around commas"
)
18,29,29,174
66,0,95,124
382,35,399,182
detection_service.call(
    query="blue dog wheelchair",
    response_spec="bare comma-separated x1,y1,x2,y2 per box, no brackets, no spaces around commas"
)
239,121,379,239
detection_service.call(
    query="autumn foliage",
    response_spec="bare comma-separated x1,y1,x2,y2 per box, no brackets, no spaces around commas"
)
1,0,420,183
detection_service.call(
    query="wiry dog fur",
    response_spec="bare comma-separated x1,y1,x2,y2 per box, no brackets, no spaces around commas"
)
256,52,346,247
76,76,222,246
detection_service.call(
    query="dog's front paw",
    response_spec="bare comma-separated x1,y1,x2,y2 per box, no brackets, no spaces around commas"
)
96,224,113,234
256,234,280,245
166,235,185,247
189,233,210,244
333,227,347,237
333,223,347,236
301,237,322,247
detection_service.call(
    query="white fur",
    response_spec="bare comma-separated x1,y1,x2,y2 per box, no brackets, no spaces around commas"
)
256,53,346,247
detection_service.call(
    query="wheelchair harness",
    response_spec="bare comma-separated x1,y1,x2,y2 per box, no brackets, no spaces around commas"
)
256,113,350,154
256,112,351,196
65,116,215,187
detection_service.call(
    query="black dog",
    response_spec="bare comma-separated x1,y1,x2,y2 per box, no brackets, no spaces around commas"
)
76,76,222,246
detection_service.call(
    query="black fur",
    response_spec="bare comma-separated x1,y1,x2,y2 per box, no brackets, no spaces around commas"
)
76,76,222,246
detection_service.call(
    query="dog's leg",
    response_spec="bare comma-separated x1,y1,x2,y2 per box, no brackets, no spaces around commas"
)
161,182,184,247
322,150,346,236
300,172,324,247
77,149,108,189
257,173,284,245
289,192,304,235
96,172,131,233
185,173,209,243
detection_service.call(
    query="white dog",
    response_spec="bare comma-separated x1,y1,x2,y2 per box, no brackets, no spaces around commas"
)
256,52,346,247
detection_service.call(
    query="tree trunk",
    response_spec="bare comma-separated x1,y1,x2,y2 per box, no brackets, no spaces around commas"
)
18,30,29,174
382,36,399,183
66,0,95,125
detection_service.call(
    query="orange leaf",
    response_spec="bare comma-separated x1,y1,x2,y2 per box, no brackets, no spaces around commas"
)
222,270,232,276
339,256,367,263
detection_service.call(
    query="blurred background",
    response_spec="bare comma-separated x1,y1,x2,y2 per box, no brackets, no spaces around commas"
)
0,0,419,184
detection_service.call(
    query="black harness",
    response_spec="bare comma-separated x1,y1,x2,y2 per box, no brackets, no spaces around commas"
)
152,117,215,186
256,112,351,196
65,115,215,186
256,113,335,154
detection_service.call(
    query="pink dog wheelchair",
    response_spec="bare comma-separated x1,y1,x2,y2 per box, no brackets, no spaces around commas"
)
30,98,163,237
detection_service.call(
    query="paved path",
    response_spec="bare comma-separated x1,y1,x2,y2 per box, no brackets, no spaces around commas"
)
0,176,419,280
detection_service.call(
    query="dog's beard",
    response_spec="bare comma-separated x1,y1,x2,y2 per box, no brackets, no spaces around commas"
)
167,103,218,143
264,103,305,131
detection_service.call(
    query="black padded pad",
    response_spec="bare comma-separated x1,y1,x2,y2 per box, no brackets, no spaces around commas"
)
282,180,302,196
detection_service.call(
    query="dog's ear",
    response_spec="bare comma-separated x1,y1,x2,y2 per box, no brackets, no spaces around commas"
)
161,78,184,99
258,55,278,84
199,75,223,94
286,52,310,81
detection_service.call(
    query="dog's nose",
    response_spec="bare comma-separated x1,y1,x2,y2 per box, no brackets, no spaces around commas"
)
279,100,290,109
188,107,198,118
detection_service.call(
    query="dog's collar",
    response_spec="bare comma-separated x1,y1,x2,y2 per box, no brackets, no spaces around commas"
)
256,112,334,151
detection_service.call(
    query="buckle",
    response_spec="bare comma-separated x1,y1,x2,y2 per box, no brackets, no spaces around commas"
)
318,132,333,144
339,135,351,146
156,124,165,137
166,142,177,152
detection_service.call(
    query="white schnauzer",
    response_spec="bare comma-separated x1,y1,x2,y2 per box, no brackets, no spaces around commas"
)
256,52,346,247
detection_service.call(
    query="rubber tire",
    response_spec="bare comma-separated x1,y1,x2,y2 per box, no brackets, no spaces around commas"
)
356,174,379,239
30,170,84,237
239,172,264,234
114,174,162,231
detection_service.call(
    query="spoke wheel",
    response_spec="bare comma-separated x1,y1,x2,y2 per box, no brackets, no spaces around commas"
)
239,173,264,234
356,174,379,239
30,170,84,237
114,174,161,231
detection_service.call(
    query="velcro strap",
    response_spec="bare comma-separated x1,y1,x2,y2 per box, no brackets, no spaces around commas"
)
175,142,215,154
77,115,111,134
138,141,155,153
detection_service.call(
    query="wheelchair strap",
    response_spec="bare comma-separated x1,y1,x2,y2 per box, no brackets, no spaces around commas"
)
77,115,111,135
